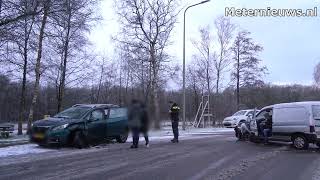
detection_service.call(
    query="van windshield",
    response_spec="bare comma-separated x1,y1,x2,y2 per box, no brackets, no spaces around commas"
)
312,105,320,120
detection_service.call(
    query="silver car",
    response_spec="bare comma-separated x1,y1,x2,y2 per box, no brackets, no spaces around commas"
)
223,109,257,128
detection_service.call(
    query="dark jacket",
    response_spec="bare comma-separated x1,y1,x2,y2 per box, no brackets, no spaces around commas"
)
141,106,149,132
263,113,272,129
128,103,143,128
170,103,180,122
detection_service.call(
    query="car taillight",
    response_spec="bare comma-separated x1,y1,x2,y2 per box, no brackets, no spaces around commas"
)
310,126,315,133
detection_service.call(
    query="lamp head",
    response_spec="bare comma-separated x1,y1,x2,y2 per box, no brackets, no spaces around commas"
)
200,0,210,4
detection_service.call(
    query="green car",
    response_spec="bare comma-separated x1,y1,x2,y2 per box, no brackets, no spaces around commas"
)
30,104,129,148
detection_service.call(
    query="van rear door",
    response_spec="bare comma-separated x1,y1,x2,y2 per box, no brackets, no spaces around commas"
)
311,105,320,134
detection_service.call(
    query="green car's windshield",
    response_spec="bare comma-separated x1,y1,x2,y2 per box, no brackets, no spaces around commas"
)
54,106,91,119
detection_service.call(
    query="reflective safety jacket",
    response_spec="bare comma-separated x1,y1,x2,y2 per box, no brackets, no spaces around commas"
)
170,103,180,122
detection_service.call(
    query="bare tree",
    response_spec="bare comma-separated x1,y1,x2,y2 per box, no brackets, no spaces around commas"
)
214,16,235,94
186,62,201,116
192,26,216,122
114,0,180,129
27,0,51,133
192,26,216,95
17,0,38,135
0,0,39,134
231,30,267,110
0,0,40,27
46,0,98,113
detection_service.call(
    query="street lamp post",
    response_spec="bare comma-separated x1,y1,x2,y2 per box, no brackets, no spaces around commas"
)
182,0,210,130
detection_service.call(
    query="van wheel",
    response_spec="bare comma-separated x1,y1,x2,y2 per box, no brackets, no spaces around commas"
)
292,135,309,150
73,131,88,149
116,131,128,143
316,142,320,148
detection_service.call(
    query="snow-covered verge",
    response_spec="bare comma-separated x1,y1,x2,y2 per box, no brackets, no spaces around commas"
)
125,127,233,143
149,127,233,136
0,130,29,147
0,144,54,158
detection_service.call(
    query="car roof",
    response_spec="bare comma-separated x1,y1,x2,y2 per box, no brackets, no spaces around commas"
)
72,104,120,108
262,101,320,110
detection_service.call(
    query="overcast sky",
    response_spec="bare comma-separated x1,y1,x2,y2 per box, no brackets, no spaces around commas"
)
89,0,320,88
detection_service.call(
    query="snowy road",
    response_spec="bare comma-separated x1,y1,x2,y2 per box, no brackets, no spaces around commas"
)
1,129,320,180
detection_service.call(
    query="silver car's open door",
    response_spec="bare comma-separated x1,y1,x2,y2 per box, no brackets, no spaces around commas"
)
249,108,258,134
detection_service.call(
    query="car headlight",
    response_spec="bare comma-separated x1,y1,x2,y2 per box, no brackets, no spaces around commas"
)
52,124,68,131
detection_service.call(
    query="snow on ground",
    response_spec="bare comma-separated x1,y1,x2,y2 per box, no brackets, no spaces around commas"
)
127,127,233,142
0,144,54,158
149,127,233,137
0,130,29,147
0,127,233,158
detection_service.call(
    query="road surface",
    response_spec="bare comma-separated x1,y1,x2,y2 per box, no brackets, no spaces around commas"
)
1,131,320,180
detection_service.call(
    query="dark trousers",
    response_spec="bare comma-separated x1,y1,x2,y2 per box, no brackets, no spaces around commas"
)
132,127,140,146
141,128,149,144
263,129,271,143
172,121,179,140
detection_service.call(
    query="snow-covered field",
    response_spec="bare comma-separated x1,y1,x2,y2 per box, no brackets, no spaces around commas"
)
0,127,233,159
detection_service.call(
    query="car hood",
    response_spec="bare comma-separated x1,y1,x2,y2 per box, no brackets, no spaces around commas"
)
224,115,247,121
33,117,82,127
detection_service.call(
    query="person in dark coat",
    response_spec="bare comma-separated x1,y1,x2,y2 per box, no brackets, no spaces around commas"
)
128,99,143,149
140,103,150,147
262,112,272,144
169,101,180,143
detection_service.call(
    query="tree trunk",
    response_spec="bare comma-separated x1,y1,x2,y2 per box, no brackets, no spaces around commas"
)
57,0,71,112
216,55,223,94
18,40,28,135
125,67,130,105
150,45,160,129
119,64,122,105
193,82,199,117
18,1,36,135
27,2,49,134
96,65,103,103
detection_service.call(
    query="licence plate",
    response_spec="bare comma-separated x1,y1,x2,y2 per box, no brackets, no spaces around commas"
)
33,133,44,139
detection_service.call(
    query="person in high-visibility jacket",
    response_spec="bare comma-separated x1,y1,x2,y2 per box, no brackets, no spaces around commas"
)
169,101,180,143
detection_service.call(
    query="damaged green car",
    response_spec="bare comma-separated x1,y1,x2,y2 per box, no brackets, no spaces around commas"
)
30,104,128,148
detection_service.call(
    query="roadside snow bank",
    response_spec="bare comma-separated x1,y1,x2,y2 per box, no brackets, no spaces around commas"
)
126,127,233,142
0,144,54,158
149,127,233,137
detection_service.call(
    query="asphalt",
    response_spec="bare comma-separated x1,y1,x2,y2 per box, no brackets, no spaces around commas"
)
1,132,320,180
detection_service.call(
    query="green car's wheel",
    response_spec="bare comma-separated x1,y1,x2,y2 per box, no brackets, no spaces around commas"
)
73,131,88,149
116,131,128,143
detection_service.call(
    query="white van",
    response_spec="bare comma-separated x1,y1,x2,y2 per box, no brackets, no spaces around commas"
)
249,101,320,149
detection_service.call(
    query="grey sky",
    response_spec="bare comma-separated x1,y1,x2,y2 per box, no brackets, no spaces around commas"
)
89,0,320,87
